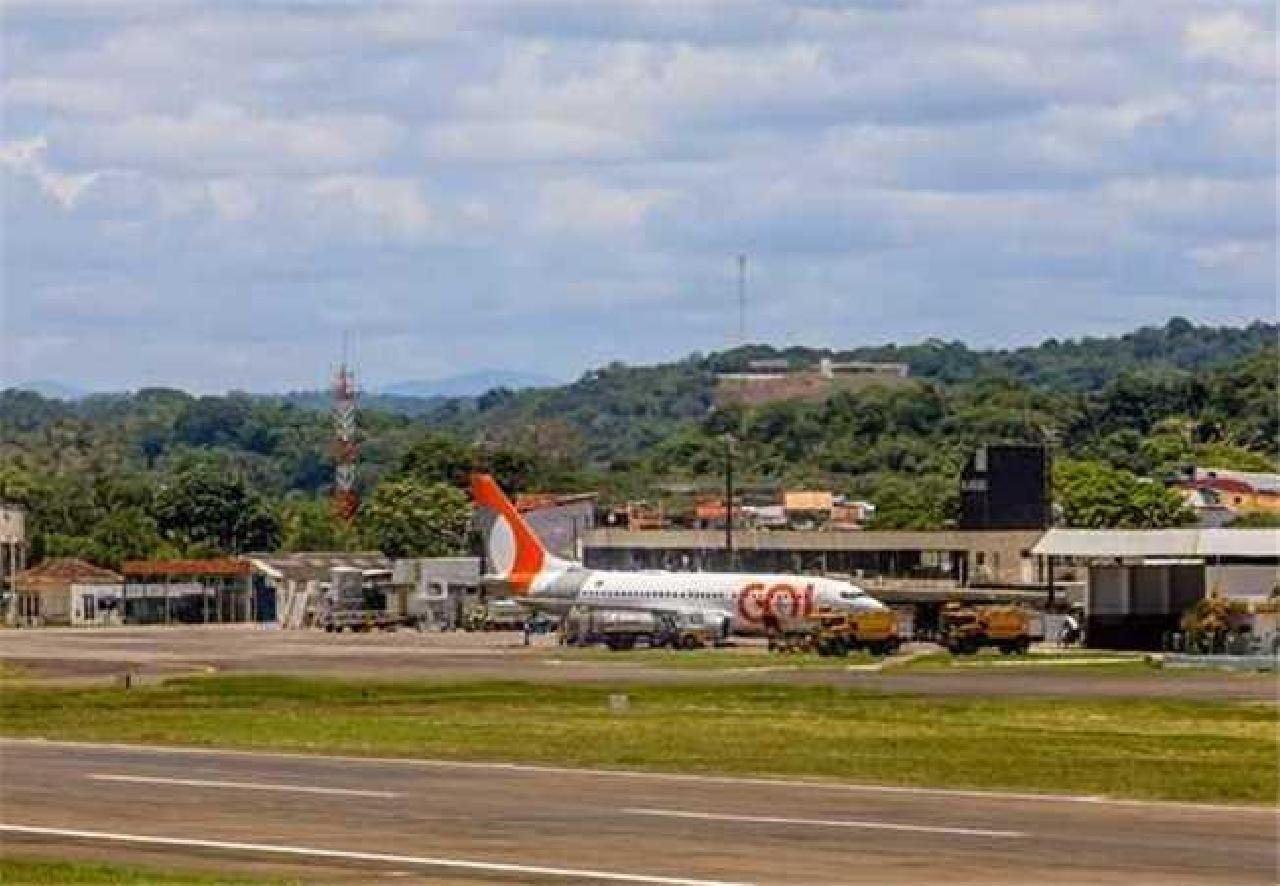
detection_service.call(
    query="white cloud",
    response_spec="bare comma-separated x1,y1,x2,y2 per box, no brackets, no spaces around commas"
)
78,103,403,175
206,179,258,222
3,77,134,117
423,119,640,163
1,1,1274,388
533,178,670,235
307,176,432,239
1184,12,1276,78
0,135,99,207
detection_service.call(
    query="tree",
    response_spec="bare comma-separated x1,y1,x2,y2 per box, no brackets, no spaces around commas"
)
361,478,470,558
1054,460,1196,529
153,463,281,554
864,473,958,530
89,507,170,569
397,433,476,487
279,497,358,552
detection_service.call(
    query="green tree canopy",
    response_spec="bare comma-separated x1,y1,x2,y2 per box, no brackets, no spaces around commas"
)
361,478,470,558
279,497,358,552
1054,460,1196,529
153,463,281,553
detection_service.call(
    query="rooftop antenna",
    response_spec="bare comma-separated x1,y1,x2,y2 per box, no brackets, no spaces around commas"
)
736,254,748,345
332,332,358,523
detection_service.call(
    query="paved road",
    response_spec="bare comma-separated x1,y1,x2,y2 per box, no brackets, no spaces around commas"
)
1,739,1275,884
4,627,1276,699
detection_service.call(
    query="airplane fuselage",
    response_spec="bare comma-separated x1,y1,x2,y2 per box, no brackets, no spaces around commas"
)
523,564,882,634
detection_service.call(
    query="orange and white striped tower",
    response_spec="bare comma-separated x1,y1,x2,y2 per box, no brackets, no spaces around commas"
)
332,351,358,522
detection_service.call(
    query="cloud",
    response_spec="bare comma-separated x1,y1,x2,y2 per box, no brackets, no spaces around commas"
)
1,0,1274,390
73,102,403,175
534,178,670,234
1185,12,1276,78
306,176,433,239
0,136,99,207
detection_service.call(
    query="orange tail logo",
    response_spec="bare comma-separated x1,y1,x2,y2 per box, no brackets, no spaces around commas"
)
470,473,547,593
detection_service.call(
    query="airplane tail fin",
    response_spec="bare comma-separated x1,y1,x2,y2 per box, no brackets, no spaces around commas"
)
469,473,552,594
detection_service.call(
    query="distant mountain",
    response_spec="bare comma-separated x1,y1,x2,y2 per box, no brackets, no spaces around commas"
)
10,379,87,400
379,370,562,398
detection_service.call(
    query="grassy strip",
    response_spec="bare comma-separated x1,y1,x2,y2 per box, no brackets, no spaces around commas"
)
2,675,1275,803
0,856,298,884
888,651,1162,672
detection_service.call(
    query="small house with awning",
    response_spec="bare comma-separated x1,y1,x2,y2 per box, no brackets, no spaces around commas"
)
10,558,124,626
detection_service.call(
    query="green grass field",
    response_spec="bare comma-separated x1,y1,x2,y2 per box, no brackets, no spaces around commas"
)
2,675,1274,803
0,857,298,884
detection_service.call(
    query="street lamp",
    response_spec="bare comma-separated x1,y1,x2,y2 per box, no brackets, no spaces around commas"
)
722,433,736,571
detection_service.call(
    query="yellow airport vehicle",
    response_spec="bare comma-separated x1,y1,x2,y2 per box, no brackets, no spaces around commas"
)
769,608,901,656
941,603,1036,655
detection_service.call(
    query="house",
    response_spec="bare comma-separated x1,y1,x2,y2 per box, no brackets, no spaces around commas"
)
10,558,124,627
1174,467,1280,525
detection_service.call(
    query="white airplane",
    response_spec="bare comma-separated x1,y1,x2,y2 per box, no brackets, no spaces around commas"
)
470,473,886,637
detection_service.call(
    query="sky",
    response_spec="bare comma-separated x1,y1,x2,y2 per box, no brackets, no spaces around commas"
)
1,0,1275,393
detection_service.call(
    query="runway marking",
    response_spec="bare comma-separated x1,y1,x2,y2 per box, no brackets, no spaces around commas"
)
88,773,400,798
5,738,1275,815
0,824,750,886
621,807,1029,839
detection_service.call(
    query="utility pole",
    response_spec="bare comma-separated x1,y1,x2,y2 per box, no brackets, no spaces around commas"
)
723,433,735,570
736,254,747,345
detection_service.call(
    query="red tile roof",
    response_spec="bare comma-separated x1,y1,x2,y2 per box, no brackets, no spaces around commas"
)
121,559,251,577
12,558,123,590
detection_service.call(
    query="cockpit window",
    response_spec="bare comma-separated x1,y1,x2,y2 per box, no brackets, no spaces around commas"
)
839,590,864,600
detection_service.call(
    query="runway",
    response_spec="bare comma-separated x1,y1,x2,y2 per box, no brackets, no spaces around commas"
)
1,739,1275,884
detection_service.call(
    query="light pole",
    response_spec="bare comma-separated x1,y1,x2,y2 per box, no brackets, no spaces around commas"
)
722,433,735,571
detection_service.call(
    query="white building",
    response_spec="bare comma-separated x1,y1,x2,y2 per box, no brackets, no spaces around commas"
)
1032,528,1280,649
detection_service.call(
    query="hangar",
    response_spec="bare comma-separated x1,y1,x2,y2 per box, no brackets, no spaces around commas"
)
1032,528,1280,650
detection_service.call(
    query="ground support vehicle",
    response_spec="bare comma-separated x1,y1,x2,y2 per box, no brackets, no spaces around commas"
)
941,604,1038,654
767,609,901,656
560,608,720,650
463,600,528,632
318,567,400,633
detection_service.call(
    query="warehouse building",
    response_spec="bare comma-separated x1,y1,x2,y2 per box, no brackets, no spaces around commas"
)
1032,528,1280,649
120,559,256,624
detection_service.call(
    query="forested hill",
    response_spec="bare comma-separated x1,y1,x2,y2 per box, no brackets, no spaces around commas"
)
409,318,1277,462
0,318,1276,563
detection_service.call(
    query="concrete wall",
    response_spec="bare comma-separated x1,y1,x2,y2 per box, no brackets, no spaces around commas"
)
1206,565,1280,599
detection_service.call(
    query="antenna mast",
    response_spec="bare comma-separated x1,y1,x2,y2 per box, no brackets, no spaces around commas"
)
736,253,747,345
332,335,358,522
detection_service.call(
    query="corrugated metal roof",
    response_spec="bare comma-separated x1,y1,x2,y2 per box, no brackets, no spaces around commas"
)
1032,528,1280,559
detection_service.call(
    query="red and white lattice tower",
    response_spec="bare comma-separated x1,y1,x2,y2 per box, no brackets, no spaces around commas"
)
332,358,359,522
